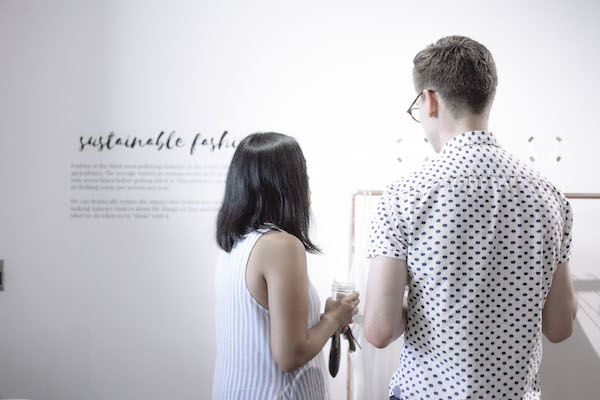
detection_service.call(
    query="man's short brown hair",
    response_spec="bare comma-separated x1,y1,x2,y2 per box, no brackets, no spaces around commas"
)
413,36,498,118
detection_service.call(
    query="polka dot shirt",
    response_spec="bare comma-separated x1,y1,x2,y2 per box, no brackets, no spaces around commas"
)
368,131,573,400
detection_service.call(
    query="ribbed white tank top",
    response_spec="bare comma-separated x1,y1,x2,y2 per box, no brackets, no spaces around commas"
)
212,230,331,399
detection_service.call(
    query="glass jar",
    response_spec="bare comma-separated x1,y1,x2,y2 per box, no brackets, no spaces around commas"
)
331,280,355,300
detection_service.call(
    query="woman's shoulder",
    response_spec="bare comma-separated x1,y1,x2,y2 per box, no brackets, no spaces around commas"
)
248,230,307,279
256,230,305,255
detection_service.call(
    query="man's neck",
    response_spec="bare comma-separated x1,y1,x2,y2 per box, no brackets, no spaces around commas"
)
436,113,489,152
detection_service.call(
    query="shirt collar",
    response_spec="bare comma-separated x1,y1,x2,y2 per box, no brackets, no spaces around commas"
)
439,130,499,155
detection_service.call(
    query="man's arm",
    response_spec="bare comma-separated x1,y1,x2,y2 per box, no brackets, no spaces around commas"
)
542,262,577,343
364,255,408,349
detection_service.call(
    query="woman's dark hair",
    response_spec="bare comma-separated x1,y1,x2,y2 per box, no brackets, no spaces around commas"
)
216,132,320,253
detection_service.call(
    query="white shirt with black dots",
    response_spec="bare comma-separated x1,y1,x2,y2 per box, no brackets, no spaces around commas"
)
368,131,573,400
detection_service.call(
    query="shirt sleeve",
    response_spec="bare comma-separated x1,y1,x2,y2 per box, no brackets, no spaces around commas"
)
558,197,573,264
366,185,408,260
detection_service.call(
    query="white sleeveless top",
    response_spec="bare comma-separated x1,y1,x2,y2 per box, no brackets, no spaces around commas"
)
212,230,331,400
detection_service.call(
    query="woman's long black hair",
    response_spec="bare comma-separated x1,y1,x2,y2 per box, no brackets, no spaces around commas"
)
216,132,320,253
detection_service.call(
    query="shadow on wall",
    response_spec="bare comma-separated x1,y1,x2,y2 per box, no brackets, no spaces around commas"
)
540,276,600,399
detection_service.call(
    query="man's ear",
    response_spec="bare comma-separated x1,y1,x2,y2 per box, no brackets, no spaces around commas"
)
423,90,438,117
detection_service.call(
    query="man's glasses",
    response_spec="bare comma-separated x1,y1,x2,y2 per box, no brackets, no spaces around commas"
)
407,90,435,123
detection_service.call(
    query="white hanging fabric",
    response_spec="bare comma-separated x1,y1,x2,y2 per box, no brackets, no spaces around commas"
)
348,192,404,399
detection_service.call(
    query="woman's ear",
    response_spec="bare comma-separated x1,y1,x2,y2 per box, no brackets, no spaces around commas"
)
423,90,438,118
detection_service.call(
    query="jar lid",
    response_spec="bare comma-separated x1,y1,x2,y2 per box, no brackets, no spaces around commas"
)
331,280,355,290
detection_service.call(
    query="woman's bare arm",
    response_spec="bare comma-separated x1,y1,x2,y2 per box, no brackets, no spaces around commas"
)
247,231,358,372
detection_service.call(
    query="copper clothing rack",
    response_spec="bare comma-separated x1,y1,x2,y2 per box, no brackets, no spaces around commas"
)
350,192,600,267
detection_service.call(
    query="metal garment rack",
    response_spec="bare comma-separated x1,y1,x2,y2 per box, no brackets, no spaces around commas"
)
346,191,600,400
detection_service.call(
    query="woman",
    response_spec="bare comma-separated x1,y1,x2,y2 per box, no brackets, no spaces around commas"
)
212,132,359,399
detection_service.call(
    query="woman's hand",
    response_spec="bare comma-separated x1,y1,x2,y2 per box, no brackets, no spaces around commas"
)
324,291,360,330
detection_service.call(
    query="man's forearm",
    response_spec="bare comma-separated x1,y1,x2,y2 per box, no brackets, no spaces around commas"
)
392,304,408,341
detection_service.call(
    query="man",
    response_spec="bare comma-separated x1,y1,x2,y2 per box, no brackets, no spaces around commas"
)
363,36,577,400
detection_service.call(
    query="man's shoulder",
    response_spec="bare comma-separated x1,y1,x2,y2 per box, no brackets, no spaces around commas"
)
384,150,567,204
497,148,569,202
382,160,445,199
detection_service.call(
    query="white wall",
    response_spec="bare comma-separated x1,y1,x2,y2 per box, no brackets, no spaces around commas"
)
1,1,599,399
